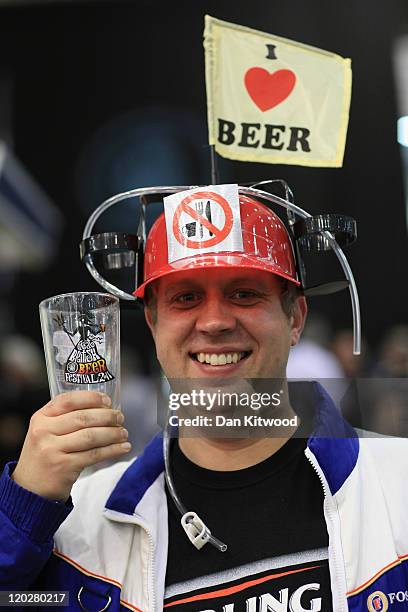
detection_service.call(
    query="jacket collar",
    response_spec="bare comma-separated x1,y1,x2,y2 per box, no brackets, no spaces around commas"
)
105,433,164,516
306,381,359,496
105,381,359,517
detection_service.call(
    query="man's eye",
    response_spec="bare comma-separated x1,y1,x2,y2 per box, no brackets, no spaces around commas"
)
173,292,200,305
230,290,260,302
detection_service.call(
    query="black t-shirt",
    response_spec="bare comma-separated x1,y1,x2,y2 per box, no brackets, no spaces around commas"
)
164,434,333,611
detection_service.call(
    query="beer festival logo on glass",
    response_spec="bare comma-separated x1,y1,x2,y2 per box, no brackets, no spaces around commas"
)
53,310,115,385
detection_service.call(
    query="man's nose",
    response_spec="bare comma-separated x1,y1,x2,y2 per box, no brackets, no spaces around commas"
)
195,297,237,335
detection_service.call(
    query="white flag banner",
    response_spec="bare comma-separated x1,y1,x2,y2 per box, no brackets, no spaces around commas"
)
204,15,352,167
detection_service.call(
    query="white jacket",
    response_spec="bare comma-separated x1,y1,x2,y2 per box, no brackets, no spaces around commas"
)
3,383,406,611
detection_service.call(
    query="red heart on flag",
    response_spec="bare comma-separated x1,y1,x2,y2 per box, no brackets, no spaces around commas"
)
244,68,296,112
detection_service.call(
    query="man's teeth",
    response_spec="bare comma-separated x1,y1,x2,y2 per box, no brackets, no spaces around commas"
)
196,352,245,366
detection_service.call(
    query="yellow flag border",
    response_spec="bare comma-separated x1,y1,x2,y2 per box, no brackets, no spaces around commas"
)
204,15,352,168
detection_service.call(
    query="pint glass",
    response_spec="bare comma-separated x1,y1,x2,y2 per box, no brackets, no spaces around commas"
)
39,292,120,408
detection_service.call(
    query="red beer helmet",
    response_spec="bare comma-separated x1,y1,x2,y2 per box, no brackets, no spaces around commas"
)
134,194,300,299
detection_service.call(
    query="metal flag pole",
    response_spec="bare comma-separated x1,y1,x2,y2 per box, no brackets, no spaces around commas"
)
210,144,220,184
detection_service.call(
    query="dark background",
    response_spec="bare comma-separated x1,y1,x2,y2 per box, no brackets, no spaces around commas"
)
1,0,408,361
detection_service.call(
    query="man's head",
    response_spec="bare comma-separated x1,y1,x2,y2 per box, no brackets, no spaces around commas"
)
137,190,307,378
144,267,307,380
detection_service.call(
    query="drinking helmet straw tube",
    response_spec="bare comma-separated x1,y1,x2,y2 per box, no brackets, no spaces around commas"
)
80,182,359,552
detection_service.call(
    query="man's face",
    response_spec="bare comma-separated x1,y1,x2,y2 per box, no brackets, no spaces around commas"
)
145,268,307,380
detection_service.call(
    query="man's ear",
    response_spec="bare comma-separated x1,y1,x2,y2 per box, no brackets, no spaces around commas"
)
290,296,307,347
144,306,156,339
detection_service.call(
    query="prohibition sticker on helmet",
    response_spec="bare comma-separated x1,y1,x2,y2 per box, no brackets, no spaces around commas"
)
164,184,244,263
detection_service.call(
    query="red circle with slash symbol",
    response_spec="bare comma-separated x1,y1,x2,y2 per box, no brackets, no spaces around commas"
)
172,191,234,249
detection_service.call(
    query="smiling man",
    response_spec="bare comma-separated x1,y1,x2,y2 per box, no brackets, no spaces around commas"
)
0,185,408,612
145,267,307,469
145,268,305,380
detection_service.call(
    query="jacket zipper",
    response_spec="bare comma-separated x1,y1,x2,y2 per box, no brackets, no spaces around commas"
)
131,516,156,612
146,527,156,612
106,510,157,611
304,447,348,612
